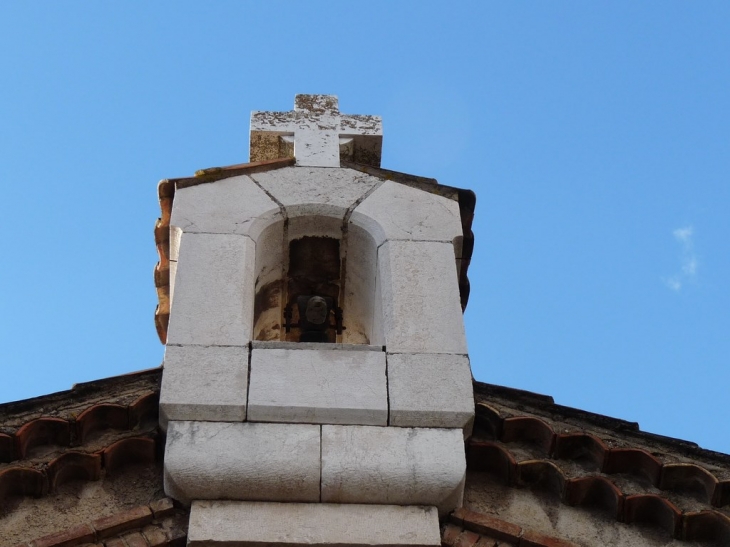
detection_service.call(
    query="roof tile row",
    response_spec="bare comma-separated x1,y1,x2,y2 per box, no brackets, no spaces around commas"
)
0,435,158,502
0,393,158,463
476,403,730,508
469,440,730,543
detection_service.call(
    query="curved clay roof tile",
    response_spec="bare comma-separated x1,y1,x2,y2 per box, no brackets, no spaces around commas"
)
0,432,14,463
517,459,566,498
14,417,70,459
47,451,102,491
467,441,517,485
623,494,681,537
564,475,623,519
603,448,663,485
682,510,730,543
553,432,608,470
0,467,44,498
101,436,157,476
129,392,160,429
660,463,719,505
75,403,129,443
500,416,555,454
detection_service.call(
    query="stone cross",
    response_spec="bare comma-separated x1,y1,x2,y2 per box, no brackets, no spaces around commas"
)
250,95,383,167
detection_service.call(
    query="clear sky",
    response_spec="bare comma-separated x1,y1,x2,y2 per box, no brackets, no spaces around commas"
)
1,3,728,453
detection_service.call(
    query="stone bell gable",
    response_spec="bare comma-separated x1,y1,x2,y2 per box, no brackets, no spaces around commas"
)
156,95,476,546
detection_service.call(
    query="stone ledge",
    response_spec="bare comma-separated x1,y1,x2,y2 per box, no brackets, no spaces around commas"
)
251,341,383,352
188,501,440,547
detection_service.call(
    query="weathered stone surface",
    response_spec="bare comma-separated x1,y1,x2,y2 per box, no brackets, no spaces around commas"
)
160,345,248,429
169,226,182,262
188,501,441,547
388,353,474,432
250,167,381,220
351,180,462,246
164,421,320,504
341,223,379,345
250,95,382,168
170,175,281,239
378,240,467,354
248,348,387,425
166,233,255,346
321,425,466,514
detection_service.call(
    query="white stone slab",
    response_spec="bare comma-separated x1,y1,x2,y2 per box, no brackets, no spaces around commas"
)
387,353,474,432
250,167,381,220
164,421,320,504
188,501,441,547
378,240,467,354
170,175,282,239
321,425,466,514
166,232,255,346
160,345,248,430
351,180,463,246
248,348,387,425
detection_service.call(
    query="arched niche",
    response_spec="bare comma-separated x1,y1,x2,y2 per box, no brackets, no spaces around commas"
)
252,213,379,345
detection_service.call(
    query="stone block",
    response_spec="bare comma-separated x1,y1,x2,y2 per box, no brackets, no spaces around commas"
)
248,348,387,425
321,425,466,514
187,501,441,547
160,345,248,430
164,421,320,504
166,233,255,346
378,240,467,354
250,167,381,220
351,180,463,246
170,175,282,239
387,353,474,432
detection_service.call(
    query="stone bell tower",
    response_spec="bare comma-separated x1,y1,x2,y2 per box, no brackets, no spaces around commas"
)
158,95,475,546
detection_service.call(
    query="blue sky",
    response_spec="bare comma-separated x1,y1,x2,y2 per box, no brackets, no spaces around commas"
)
1,3,728,453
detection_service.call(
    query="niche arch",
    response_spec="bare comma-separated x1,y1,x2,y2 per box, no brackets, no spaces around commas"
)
252,209,381,345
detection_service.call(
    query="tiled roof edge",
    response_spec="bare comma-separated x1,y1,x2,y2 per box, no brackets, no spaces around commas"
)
0,368,161,415
473,379,730,464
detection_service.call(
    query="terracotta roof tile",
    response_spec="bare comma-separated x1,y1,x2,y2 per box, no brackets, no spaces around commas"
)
445,508,579,547
75,404,128,443
0,432,15,463
100,436,157,476
15,418,70,459
29,524,95,547
519,530,580,547
451,508,521,543
92,506,152,539
46,451,101,491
